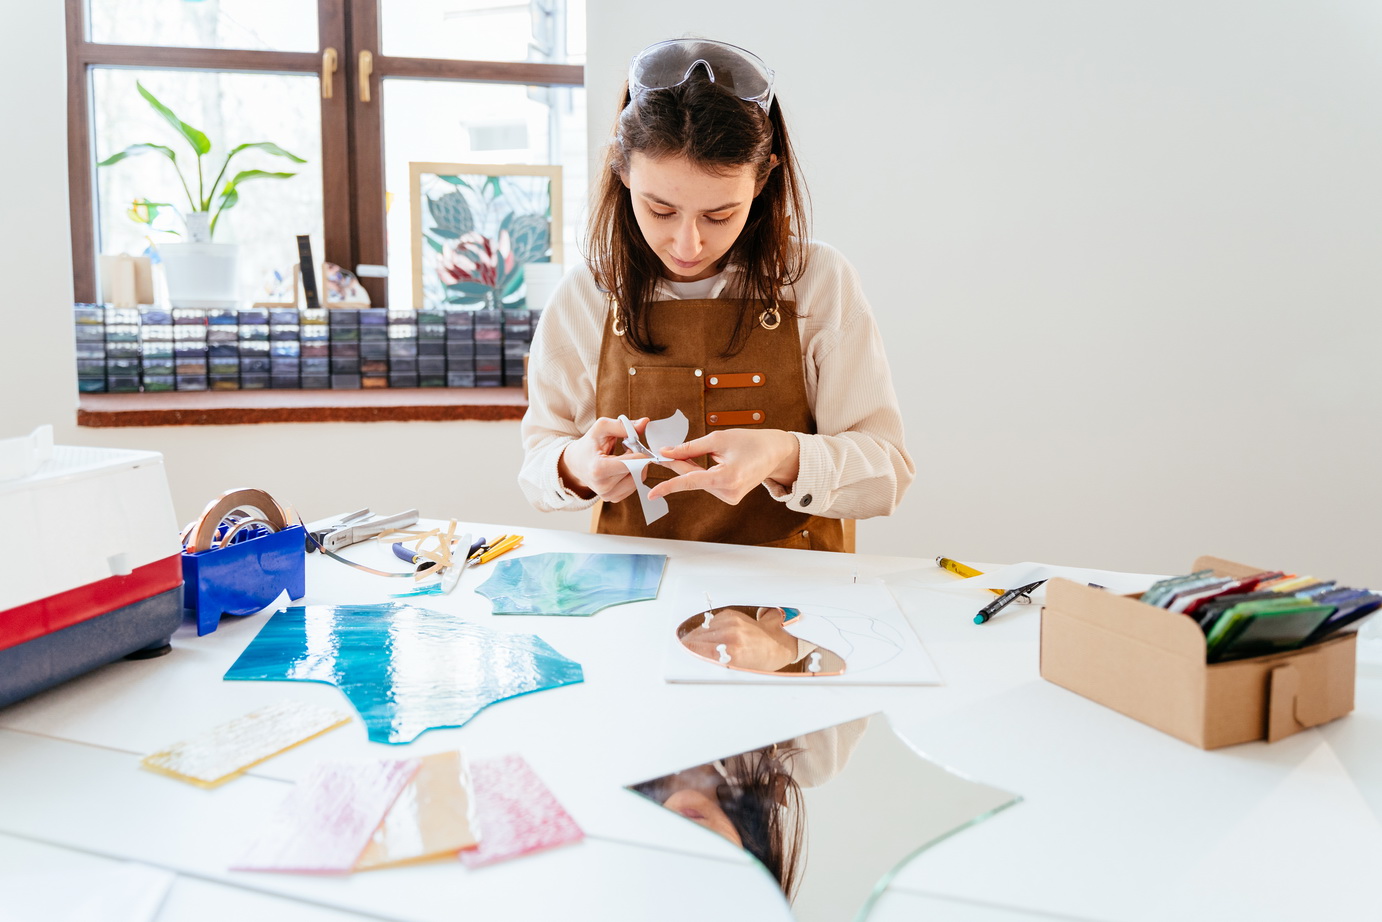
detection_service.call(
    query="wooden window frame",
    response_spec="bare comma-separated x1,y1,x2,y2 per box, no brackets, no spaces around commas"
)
65,0,584,308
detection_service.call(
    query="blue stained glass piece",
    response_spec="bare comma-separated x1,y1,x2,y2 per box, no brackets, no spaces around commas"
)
475,552,667,616
223,603,584,744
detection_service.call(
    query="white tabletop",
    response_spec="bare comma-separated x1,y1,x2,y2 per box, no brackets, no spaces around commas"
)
0,522,1377,921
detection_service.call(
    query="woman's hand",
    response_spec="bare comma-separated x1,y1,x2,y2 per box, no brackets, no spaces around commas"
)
682,608,798,672
558,416,650,502
647,428,800,505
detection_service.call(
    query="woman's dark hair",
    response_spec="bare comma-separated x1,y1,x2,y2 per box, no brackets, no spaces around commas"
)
631,746,806,902
587,69,811,356
717,747,807,902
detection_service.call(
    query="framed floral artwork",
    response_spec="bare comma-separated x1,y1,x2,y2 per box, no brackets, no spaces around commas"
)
409,162,563,310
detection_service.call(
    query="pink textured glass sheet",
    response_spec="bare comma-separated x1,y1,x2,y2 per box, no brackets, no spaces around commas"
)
232,758,420,874
460,755,583,867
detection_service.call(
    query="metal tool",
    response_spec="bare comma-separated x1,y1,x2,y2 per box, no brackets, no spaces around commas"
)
309,508,419,552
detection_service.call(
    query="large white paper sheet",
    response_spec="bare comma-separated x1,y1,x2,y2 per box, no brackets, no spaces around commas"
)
891,560,1170,598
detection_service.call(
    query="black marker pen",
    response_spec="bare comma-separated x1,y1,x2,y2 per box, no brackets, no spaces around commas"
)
974,579,1046,624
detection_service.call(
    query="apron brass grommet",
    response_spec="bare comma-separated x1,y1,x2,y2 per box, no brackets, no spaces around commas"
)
694,369,703,377
628,367,636,375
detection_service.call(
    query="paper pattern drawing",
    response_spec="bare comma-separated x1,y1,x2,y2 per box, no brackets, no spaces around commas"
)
476,552,667,616
223,604,584,743
233,757,422,874
460,754,584,867
140,699,353,788
664,579,942,686
616,410,689,524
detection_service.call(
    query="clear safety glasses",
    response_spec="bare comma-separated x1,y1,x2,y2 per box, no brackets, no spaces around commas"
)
628,39,775,111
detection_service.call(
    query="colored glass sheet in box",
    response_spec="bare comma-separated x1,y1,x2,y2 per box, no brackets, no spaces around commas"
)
141,699,352,788
356,750,479,871
232,757,420,874
476,552,667,616
223,603,584,744
460,754,584,867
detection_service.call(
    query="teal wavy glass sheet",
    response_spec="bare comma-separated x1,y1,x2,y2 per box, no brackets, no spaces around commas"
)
223,604,584,744
475,552,667,616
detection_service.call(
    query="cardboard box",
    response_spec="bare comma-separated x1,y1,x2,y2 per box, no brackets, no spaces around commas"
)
1040,556,1356,749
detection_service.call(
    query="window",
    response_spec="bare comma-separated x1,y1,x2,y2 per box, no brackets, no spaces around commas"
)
67,0,586,313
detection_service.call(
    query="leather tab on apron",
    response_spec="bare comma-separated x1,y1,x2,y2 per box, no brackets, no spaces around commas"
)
705,372,765,389
706,410,765,426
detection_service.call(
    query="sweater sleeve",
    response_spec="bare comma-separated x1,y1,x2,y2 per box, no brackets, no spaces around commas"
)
765,243,915,520
517,269,605,513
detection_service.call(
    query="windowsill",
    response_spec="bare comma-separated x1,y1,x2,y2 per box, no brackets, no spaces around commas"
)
77,387,529,427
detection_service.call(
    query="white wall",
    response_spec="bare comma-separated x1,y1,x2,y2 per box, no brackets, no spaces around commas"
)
8,3,1381,584
589,1,1382,585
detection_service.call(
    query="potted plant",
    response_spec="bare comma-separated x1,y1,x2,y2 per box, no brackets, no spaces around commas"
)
97,81,306,307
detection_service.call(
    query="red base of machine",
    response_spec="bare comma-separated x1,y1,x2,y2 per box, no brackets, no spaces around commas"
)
0,555,182,653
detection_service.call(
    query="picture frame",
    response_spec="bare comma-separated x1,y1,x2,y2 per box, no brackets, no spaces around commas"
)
409,162,563,311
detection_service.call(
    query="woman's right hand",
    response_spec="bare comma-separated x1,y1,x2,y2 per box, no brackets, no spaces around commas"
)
558,416,650,502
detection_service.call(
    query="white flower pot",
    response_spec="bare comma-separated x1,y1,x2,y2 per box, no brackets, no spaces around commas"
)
159,242,240,309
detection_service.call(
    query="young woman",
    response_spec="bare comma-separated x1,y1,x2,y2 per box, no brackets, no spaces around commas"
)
519,38,913,551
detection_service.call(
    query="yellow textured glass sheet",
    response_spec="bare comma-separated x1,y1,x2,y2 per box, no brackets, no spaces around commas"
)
141,699,353,788
355,750,479,871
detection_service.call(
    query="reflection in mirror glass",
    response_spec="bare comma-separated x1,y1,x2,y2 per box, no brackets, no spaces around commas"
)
677,606,848,676
627,714,1021,921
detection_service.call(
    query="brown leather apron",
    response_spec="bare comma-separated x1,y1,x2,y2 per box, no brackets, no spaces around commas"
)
594,298,845,552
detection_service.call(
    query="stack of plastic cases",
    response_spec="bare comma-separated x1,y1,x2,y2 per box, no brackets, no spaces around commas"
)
446,309,475,387
299,308,330,389
388,307,419,388
173,308,208,390
74,304,106,393
359,307,388,388
473,308,503,387
103,306,141,393
237,308,270,390
502,309,535,386
137,307,175,392
206,308,240,390
269,308,300,388
73,301,543,393
328,307,361,389
417,307,447,388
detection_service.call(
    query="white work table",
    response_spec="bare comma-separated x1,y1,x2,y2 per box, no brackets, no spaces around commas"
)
1,522,1378,921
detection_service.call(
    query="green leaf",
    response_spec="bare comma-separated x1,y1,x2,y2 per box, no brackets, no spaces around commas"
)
224,169,298,188
502,271,524,295
227,142,308,164
137,82,211,156
424,235,444,253
439,175,471,188
485,175,503,199
445,281,494,298
428,227,461,239
97,143,177,167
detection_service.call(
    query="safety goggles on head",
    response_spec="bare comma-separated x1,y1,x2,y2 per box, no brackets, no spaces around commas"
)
628,39,775,112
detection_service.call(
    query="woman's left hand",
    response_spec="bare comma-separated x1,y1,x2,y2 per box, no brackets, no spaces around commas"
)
647,428,800,505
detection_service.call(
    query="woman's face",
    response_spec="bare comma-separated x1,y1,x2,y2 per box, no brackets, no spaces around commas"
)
649,764,744,847
623,152,760,283
662,788,744,848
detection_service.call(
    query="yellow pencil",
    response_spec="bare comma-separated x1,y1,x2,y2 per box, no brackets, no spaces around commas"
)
936,556,1004,596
